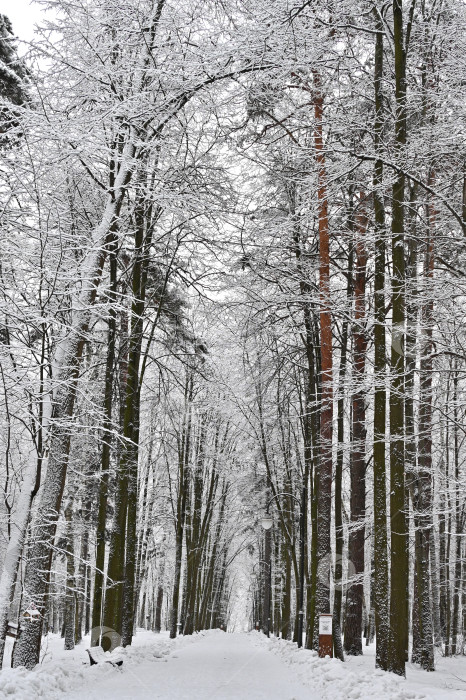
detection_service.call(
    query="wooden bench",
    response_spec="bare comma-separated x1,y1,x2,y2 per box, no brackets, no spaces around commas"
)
6,622,18,638
86,646,123,667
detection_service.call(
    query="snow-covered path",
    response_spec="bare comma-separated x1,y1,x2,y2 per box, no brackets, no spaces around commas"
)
65,631,312,700
2,630,466,699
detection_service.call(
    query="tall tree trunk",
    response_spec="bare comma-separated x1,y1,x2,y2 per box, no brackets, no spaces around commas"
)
451,366,462,655
281,541,292,639
154,548,165,633
184,419,207,635
76,497,91,645
461,551,466,655
169,376,193,638
273,536,281,635
300,312,317,651
344,198,368,656
289,179,318,651
413,174,436,670
91,226,118,646
314,69,333,636
438,418,447,648
63,501,76,651
335,218,353,638
389,0,409,677
307,449,318,649
430,525,442,647
100,303,129,650
441,389,452,656
134,455,153,630
372,5,389,672
405,186,419,666
263,527,272,636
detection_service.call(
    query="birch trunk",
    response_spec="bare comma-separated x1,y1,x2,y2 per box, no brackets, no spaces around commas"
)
0,452,39,667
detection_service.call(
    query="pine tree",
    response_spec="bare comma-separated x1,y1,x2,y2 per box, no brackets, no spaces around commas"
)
0,14,29,134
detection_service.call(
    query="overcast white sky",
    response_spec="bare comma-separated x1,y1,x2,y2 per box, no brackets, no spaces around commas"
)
2,0,52,44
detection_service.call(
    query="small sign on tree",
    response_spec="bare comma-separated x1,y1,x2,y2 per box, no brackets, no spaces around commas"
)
318,614,333,658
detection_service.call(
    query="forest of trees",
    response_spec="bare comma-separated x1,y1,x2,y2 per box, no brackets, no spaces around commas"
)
0,0,465,680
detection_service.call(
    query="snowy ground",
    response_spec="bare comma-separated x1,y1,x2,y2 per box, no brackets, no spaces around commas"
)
1,629,465,699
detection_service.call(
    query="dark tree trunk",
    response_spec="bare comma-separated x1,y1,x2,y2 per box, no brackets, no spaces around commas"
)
91,226,118,646
389,0,409,677
76,501,90,645
335,221,353,639
451,367,462,656
372,6,389,672
344,198,368,656
412,175,436,671
281,544,292,639
263,527,272,636
154,584,164,633
169,376,193,638
184,419,207,635
63,501,76,651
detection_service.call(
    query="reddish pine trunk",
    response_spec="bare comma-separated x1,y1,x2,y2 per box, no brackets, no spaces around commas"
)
314,71,333,628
